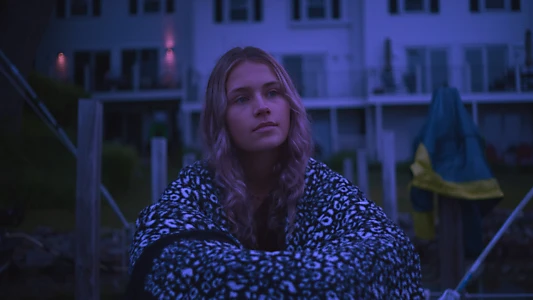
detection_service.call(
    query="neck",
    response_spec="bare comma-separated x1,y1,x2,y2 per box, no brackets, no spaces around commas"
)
239,149,280,194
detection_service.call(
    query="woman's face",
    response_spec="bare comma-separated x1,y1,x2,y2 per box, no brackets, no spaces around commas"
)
225,61,291,153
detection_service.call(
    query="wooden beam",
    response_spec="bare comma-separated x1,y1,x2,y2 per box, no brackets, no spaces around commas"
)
75,98,103,300
438,196,464,290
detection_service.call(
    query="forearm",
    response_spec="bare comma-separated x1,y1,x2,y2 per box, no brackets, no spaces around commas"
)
139,240,359,299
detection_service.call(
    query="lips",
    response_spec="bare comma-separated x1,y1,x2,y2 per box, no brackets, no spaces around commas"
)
253,121,277,132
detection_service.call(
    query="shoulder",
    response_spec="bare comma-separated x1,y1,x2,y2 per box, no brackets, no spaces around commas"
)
173,160,214,185
163,160,217,199
305,157,352,187
304,157,361,199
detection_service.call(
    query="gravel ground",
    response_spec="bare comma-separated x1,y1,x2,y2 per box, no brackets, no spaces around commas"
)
0,209,532,299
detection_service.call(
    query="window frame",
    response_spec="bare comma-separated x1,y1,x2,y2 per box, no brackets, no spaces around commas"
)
470,0,521,12
403,45,452,93
129,0,175,15
290,0,345,24
463,44,512,92
228,0,250,21
143,0,162,14
403,0,425,12
399,0,438,14
484,0,506,10
70,0,90,16
213,0,263,24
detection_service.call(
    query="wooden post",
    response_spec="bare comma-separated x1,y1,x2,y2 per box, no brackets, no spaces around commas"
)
75,99,103,300
356,148,369,197
381,131,398,223
438,196,464,290
342,157,354,183
151,137,168,204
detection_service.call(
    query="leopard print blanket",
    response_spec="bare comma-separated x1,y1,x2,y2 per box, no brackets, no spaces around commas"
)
127,158,424,299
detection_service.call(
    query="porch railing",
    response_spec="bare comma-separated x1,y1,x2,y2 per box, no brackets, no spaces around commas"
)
367,64,533,96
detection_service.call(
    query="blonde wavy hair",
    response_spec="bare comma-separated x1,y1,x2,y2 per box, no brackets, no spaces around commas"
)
200,46,314,246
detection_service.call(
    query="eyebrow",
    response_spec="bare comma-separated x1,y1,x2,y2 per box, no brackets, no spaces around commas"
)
227,81,281,95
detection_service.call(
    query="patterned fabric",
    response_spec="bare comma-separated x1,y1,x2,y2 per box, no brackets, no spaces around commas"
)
128,158,424,299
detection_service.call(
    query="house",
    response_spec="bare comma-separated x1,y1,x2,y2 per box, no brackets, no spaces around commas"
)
364,0,533,162
34,0,192,156
34,0,533,164
181,0,368,160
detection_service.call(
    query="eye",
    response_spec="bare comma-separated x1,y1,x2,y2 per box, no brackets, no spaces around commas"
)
234,96,248,103
266,90,279,98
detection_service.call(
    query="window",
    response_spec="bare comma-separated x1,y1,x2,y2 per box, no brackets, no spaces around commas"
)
56,0,66,18
130,0,174,15
282,54,326,97
56,0,101,17
404,0,424,11
129,0,138,14
71,0,89,16
485,0,504,9
166,0,174,13
404,47,449,93
139,49,159,89
93,0,101,15
291,0,342,21
469,0,520,12
72,50,111,91
307,0,326,19
230,0,248,21
464,45,511,92
121,49,160,90
389,0,439,14
213,0,262,23
144,0,161,13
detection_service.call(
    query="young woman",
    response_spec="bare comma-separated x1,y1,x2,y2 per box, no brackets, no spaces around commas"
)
126,47,424,299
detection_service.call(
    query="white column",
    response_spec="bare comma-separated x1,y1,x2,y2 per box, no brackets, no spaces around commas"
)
181,110,192,147
151,137,168,204
375,104,384,161
356,148,369,197
330,107,339,153
364,105,375,160
111,48,121,79
472,101,479,126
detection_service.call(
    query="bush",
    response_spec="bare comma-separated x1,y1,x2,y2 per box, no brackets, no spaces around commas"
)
326,151,413,174
326,151,358,173
0,72,92,211
102,142,140,194
26,71,90,129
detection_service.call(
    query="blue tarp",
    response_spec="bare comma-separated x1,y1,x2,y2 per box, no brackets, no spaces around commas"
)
409,87,503,258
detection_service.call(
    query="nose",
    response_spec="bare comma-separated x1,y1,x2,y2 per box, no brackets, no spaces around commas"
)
253,96,271,117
